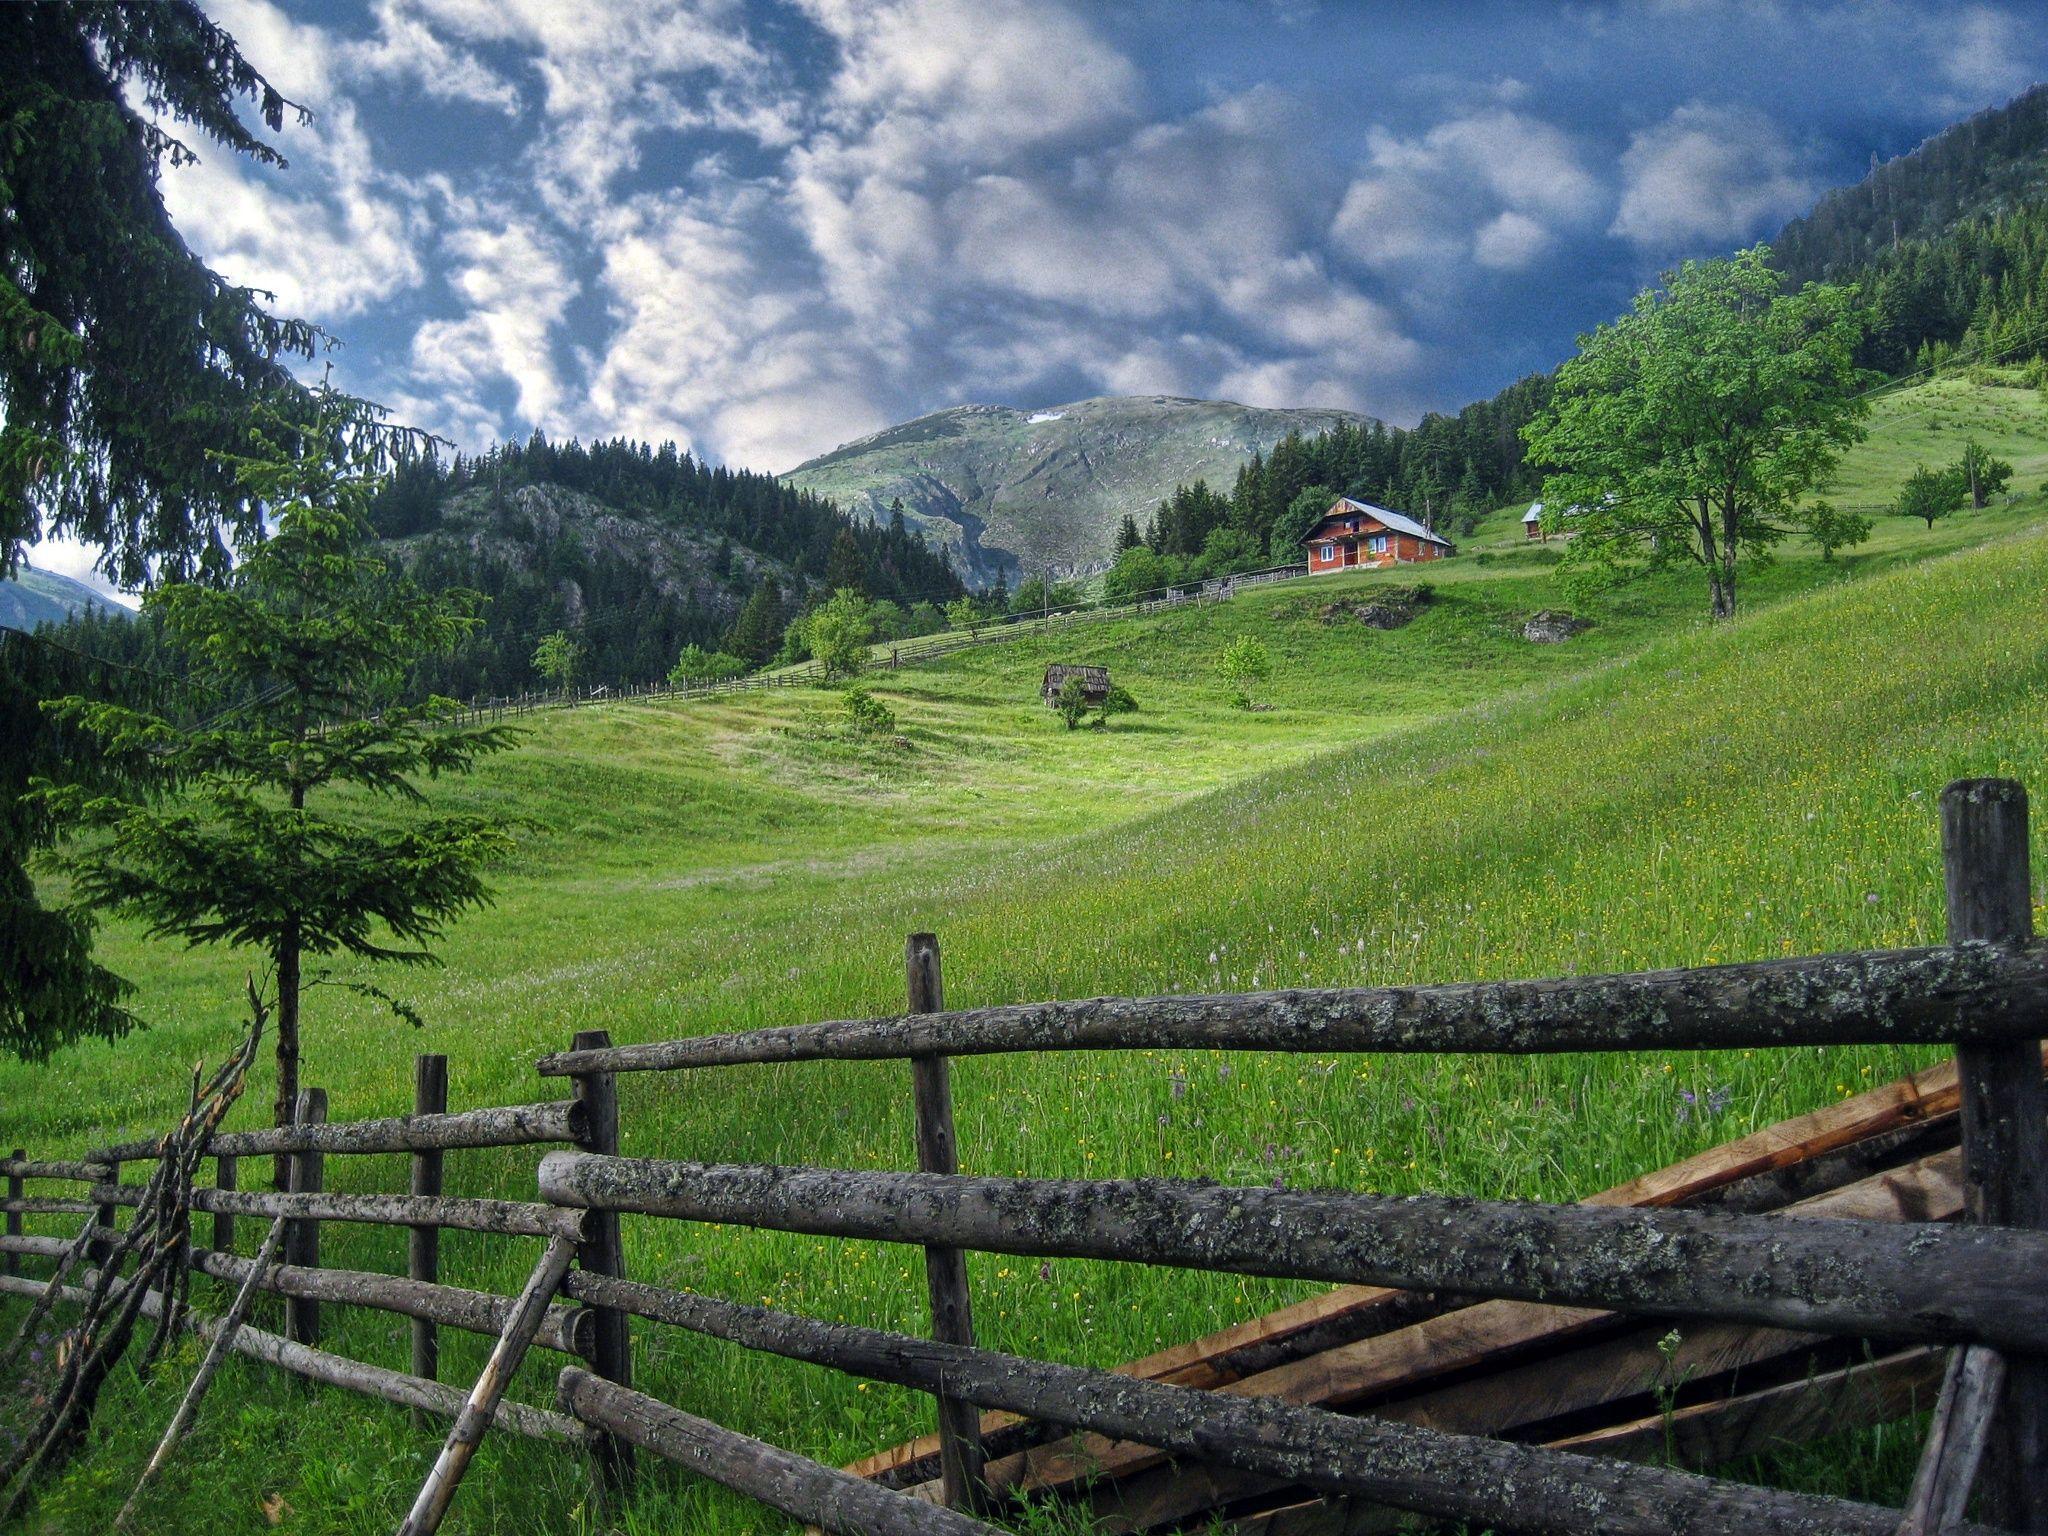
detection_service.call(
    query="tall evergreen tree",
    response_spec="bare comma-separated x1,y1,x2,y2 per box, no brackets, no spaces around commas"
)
41,403,515,1155
2,2,417,1061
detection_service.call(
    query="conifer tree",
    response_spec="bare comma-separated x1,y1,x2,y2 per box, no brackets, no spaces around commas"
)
40,401,516,1159
3,2,421,1060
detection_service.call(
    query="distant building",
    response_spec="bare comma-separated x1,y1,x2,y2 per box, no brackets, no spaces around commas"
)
1042,664,1111,707
1523,501,1583,541
1303,498,1452,573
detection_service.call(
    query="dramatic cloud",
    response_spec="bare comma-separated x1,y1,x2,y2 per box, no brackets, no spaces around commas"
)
1332,109,1603,275
1609,104,1819,250
410,215,578,424
80,0,2048,492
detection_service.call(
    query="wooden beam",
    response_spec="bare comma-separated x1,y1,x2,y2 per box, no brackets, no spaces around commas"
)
567,1026,634,1490
849,1051,1986,1490
534,940,2048,1076
99,1099,583,1163
1899,1345,2008,1536
536,1144,2045,1350
553,1270,1993,1536
0,1270,590,1446
411,1054,448,1413
285,1088,325,1346
187,1248,592,1357
913,1145,1968,1510
1236,1348,1951,1536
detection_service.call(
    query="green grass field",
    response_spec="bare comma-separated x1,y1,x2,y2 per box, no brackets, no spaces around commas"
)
6,374,2048,1534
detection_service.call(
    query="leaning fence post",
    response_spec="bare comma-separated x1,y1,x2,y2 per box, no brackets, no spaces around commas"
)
568,1028,634,1487
1941,777,2048,1529
285,1086,327,1346
4,1150,20,1278
906,932,988,1514
411,1054,449,1414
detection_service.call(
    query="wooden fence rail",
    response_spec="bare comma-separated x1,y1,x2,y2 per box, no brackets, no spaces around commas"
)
536,939,2048,1075
537,1152,2048,1350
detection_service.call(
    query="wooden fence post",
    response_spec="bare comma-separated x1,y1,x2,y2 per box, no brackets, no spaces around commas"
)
412,1054,449,1409
1941,776,2048,1530
906,932,988,1514
4,1149,19,1278
213,1155,237,1257
569,1028,634,1487
90,1158,119,1266
285,1087,327,1347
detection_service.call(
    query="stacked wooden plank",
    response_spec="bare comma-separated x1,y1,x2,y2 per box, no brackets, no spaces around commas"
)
841,1055,2008,1531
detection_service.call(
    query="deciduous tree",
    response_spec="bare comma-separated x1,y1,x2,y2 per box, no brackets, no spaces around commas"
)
1958,439,2012,508
1896,464,1967,529
1521,247,1870,619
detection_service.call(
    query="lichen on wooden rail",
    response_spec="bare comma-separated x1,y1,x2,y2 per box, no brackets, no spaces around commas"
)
538,1152,2048,1352
98,1101,585,1164
555,1274,1988,1536
91,1183,586,1241
188,1248,594,1357
534,940,2048,1075
0,1158,112,1183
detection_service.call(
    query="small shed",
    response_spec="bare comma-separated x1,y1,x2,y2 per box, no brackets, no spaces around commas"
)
1043,664,1111,708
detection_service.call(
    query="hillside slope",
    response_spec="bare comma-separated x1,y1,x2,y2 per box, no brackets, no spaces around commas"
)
8,371,2045,1528
783,395,1374,585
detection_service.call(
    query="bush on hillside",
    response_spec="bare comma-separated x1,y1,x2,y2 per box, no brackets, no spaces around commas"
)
668,644,748,685
843,687,896,736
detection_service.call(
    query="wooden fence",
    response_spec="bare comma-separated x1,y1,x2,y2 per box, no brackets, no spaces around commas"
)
4,777,2046,1534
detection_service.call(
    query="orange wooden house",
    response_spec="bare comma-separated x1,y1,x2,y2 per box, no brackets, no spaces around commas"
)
1303,497,1453,573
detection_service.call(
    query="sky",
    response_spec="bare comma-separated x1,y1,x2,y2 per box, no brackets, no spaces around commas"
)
28,0,2048,592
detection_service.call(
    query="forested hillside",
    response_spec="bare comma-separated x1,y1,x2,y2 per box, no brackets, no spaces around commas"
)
365,433,964,695
1776,83,2048,279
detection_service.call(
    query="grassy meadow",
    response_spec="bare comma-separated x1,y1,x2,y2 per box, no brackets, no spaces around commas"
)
6,375,2048,1533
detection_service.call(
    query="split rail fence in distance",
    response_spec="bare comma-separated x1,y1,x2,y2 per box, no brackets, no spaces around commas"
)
3,776,2046,1535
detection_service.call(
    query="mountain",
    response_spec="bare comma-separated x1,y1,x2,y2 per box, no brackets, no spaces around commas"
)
782,395,1376,585
0,564,127,630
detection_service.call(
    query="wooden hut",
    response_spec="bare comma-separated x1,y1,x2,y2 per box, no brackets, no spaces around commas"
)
1042,664,1111,708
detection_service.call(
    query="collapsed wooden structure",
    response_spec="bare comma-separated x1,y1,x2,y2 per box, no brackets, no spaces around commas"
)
1,777,2045,1533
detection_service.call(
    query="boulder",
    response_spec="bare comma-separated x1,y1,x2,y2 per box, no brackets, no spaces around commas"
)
1523,609,1590,643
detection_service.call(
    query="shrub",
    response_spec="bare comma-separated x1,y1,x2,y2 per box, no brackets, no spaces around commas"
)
1055,676,1090,730
1218,634,1272,710
797,588,877,679
1096,685,1139,726
668,644,748,685
843,687,897,736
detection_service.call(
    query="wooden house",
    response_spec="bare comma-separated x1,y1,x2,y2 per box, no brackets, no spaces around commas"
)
1042,664,1111,707
1524,501,1582,540
1303,498,1452,573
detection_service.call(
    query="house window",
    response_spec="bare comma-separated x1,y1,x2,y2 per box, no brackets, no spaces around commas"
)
1368,534,1388,553
1319,543,1335,562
